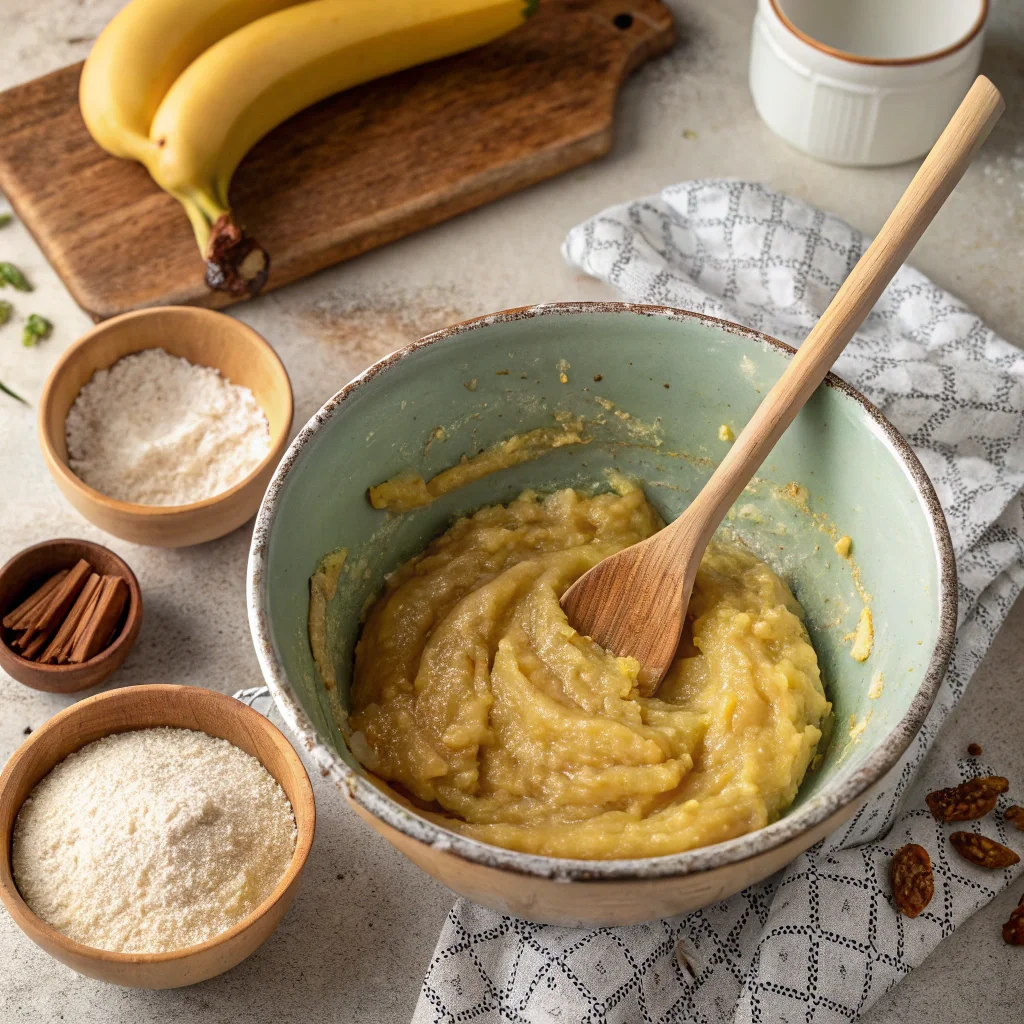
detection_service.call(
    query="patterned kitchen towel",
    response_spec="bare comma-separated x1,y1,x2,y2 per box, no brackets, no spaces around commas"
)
413,181,1024,1023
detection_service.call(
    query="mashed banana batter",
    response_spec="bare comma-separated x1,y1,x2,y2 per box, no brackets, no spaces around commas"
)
347,483,831,860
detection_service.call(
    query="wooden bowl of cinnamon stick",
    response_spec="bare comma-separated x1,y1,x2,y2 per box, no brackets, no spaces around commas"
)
0,539,142,693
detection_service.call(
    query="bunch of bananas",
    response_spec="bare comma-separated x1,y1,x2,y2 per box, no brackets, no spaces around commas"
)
80,0,536,297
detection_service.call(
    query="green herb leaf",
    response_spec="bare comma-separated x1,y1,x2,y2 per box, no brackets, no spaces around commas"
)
0,213,12,228
0,262,31,292
0,299,11,325
22,313,51,347
0,378,27,404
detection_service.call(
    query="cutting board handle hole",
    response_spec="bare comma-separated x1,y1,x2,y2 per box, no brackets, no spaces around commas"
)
613,13,634,29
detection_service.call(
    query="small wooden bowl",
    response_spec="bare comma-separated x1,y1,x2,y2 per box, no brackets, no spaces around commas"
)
38,307,293,548
0,685,315,988
0,539,142,693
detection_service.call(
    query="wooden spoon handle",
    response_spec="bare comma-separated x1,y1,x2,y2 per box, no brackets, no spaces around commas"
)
682,75,1004,543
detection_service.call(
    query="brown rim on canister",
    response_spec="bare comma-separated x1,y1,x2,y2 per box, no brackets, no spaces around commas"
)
767,0,988,67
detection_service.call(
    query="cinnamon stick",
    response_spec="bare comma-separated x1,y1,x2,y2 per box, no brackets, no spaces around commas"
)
2,569,68,630
13,621,46,651
69,576,127,664
60,575,105,664
39,573,101,664
59,581,104,667
15,559,91,651
20,631,52,660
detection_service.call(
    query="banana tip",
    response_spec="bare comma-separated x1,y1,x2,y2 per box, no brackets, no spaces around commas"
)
204,215,270,298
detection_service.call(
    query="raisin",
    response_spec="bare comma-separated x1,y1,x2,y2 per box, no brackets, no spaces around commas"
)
949,831,1020,869
891,844,934,918
967,742,982,756
1005,806,1024,831
1003,894,1024,945
925,776,1008,822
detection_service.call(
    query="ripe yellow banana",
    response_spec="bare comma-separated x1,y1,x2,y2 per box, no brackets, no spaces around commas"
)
144,0,536,296
79,0,307,164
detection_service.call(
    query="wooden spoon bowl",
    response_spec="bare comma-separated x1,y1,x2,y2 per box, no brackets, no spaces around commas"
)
0,684,315,988
0,538,142,693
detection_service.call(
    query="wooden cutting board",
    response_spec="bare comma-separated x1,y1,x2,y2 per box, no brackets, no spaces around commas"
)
0,0,674,321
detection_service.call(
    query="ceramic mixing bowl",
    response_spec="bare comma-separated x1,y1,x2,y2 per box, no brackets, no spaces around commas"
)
248,302,955,926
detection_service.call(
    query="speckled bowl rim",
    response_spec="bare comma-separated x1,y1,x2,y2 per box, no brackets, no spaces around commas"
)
247,301,957,883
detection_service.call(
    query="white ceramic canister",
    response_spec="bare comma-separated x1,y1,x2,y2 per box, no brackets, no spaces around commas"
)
749,0,988,166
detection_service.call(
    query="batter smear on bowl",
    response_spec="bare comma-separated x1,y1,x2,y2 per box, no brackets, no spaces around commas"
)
345,481,831,860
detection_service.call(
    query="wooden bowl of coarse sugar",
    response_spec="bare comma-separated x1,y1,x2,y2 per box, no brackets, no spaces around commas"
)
0,685,315,988
38,307,293,548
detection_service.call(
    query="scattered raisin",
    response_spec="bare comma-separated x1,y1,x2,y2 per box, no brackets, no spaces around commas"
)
1002,893,1024,945
925,776,1008,822
593,374,603,382
891,844,934,917
1005,806,1024,831
949,831,1020,869
967,742,982,756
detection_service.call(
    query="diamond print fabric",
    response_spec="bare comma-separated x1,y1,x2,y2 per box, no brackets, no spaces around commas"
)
413,182,1024,1023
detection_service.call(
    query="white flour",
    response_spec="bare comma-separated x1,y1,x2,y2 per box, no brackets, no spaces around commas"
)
65,348,271,506
12,728,297,954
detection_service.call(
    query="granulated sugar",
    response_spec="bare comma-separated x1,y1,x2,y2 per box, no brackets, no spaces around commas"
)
65,348,270,505
12,727,296,954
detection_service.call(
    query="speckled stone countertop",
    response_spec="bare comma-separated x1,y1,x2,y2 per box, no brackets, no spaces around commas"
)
1,2,1022,1022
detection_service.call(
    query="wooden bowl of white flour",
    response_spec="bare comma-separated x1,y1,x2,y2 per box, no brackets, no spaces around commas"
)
0,684,315,988
37,307,293,547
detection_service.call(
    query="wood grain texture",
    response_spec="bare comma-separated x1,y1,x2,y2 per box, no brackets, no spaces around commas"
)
0,685,315,988
0,0,674,321
37,307,293,547
560,76,1004,694
0,538,142,693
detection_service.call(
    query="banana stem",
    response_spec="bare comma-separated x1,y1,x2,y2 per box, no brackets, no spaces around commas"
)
180,193,221,252
181,193,269,298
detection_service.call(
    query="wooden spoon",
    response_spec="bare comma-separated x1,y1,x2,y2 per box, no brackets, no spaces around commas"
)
561,75,1004,696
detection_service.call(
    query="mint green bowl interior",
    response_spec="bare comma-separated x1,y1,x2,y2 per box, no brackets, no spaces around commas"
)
249,303,955,880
